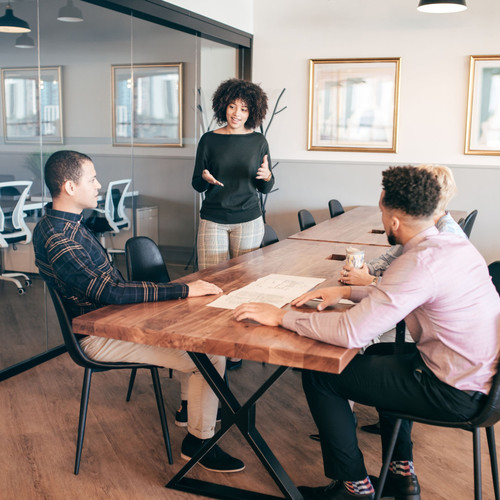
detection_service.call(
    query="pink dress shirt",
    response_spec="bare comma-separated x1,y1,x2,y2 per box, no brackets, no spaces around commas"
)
283,226,500,393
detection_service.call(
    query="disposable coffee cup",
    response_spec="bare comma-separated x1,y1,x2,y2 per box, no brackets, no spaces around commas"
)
346,247,364,268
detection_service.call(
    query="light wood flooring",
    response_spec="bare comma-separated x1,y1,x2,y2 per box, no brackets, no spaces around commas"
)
1,354,499,500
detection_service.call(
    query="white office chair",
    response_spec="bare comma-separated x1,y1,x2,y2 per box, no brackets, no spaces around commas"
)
0,181,33,295
85,179,132,259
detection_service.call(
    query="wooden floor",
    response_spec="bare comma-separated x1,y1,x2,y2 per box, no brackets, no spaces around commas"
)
1,354,499,499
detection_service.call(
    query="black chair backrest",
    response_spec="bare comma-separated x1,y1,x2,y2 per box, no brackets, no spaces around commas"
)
298,209,316,231
46,284,130,371
261,224,279,247
488,261,500,296
459,209,478,239
125,236,170,283
328,199,345,218
468,262,500,427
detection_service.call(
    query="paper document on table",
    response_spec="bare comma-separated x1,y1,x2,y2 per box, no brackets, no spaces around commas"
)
208,273,325,310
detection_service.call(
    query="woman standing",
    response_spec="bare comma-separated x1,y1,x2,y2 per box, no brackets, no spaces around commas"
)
192,78,274,270
192,78,274,369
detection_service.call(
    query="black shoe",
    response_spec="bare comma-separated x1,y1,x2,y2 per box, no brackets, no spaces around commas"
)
360,421,381,435
299,481,374,500
226,359,242,370
370,472,421,500
309,413,358,442
175,401,222,428
181,433,245,473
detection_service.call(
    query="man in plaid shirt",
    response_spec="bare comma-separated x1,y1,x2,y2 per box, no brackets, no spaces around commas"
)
34,150,244,473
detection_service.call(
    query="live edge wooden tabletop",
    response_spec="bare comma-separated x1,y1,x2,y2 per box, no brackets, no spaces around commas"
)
73,239,385,375
288,205,467,247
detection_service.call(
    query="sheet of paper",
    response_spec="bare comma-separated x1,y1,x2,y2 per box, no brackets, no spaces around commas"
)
208,273,325,310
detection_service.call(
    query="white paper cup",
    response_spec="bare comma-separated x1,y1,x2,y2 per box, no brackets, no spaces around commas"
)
346,247,365,268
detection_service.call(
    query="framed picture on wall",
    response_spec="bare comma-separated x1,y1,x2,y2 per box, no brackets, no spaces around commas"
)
465,55,500,155
1,67,63,144
308,58,401,153
112,63,183,147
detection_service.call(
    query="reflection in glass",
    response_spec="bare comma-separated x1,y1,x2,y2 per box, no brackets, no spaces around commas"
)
1,67,63,143
112,63,183,147
466,55,500,155
308,58,400,153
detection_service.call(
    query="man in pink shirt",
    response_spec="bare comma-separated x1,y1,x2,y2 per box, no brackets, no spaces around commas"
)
234,166,500,500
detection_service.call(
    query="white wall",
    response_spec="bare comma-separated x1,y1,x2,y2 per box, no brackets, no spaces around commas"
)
249,0,500,263
163,0,253,34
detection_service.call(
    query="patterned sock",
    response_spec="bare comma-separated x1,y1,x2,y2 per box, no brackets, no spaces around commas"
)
344,476,375,496
389,460,415,476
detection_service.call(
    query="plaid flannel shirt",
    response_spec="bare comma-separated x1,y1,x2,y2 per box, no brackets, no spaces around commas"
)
33,207,188,319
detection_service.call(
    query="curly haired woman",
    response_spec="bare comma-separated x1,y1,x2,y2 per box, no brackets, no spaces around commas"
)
192,78,274,274
191,78,274,371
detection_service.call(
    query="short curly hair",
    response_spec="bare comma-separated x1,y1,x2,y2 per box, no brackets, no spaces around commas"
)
212,78,268,130
382,166,441,218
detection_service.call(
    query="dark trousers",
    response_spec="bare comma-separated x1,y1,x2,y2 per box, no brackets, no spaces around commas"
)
302,343,483,481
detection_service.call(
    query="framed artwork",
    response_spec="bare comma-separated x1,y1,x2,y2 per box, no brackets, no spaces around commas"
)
308,58,401,152
465,55,500,155
112,63,183,147
1,66,63,144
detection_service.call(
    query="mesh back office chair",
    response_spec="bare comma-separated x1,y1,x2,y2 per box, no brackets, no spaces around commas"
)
45,284,173,474
458,209,479,239
374,261,500,500
0,181,33,294
85,179,131,258
261,224,279,247
125,236,173,398
328,199,345,218
298,209,316,231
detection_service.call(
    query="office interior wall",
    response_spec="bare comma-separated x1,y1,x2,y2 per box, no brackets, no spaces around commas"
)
249,0,500,264
163,0,254,34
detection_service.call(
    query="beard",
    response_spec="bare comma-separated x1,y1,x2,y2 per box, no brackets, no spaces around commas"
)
387,229,397,246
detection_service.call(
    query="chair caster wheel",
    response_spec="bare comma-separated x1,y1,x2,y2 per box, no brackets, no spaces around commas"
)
18,288,26,295
25,279,32,287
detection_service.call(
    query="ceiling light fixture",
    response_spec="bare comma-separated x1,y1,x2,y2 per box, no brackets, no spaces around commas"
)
417,0,467,13
57,0,83,22
15,33,35,48
0,3,31,33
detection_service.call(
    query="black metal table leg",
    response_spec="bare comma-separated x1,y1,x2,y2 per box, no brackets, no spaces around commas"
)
166,352,304,500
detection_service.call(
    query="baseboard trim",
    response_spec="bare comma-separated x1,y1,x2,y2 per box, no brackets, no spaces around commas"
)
0,345,67,382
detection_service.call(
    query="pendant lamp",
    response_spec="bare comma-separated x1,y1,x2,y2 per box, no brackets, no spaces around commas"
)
417,0,467,13
57,0,83,22
0,3,31,33
15,33,35,48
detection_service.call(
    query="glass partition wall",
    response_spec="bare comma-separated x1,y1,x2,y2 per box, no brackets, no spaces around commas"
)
0,0,245,379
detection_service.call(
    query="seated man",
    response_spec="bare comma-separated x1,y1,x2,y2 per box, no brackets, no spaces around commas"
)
34,150,244,473
339,164,465,287
233,166,500,499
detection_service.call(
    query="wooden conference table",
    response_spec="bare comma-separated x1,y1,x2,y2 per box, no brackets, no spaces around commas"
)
289,205,467,247
73,238,385,500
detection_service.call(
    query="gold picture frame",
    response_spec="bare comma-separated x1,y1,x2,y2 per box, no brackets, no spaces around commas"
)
465,55,500,155
112,63,183,147
1,66,63,144
308,58,401,153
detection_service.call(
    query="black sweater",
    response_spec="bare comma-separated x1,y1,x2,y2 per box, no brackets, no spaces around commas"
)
192,131,275,224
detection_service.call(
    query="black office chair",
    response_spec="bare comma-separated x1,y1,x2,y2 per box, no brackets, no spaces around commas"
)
298,209,316,231
458,209,478,239
261,224,279,247
126,235,170,283
46,284,173,474
328,199,345,218
374,261,500,500
125,236,173,398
